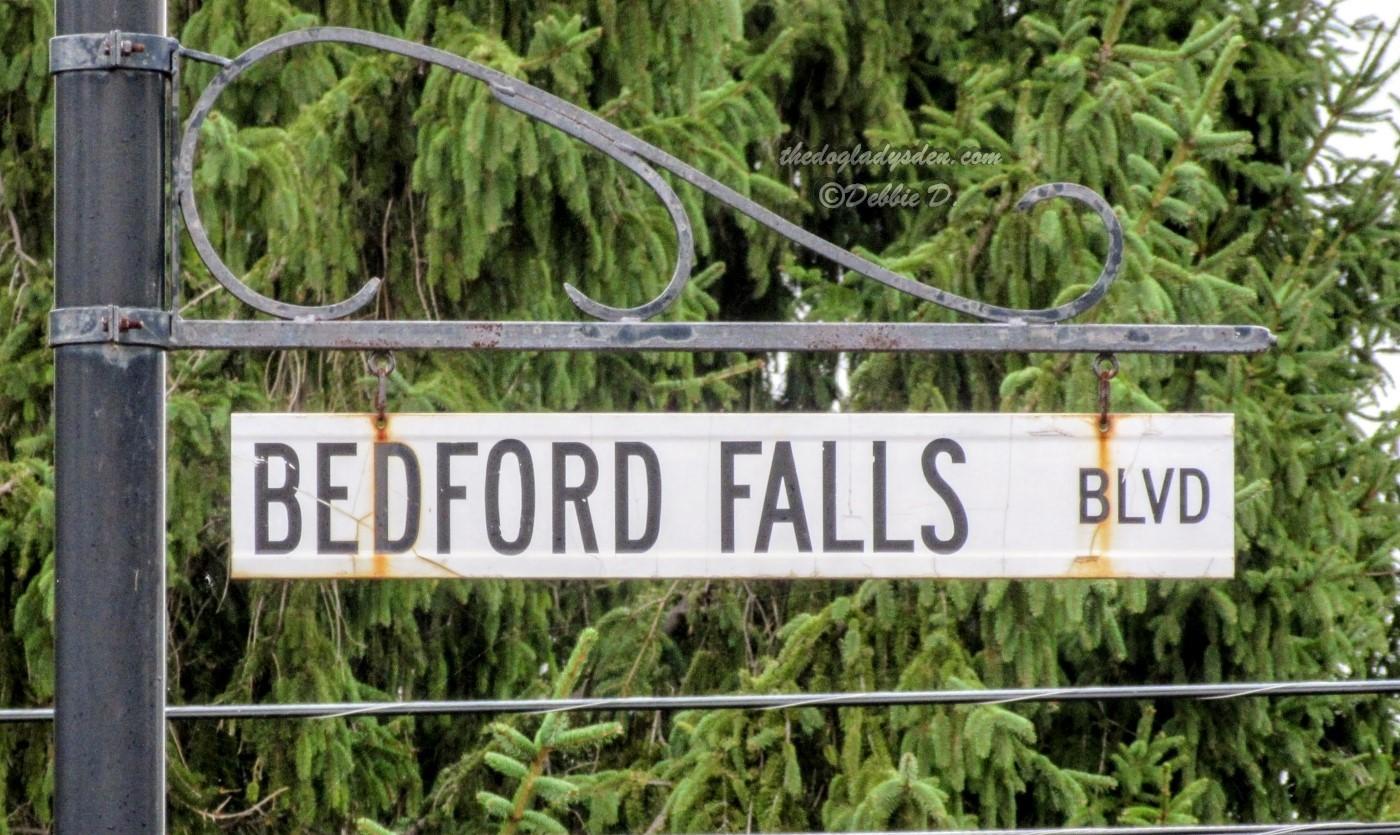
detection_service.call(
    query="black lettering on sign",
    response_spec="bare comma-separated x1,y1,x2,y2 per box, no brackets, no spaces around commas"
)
552,442,599,553
1143,468,1174,524
254,442,301,554
485,440,535,555
1116,468,1146,524
871,441,913,552
920,439,967,553
375,443,421,553
821,442,862,553
615,442,661,553
1180,468,1209,523
755,441,812,553
436,442,478,552
1079,468,1109,524
719,441,760,553
317,442,358,554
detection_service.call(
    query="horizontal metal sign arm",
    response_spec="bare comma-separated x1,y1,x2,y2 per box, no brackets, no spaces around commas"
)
44,309,1276,353
172,318,1272,353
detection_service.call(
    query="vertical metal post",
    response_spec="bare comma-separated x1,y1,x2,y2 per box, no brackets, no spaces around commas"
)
53,0,167,829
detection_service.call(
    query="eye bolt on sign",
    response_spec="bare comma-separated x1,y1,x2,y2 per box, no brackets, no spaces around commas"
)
230,413,1233,579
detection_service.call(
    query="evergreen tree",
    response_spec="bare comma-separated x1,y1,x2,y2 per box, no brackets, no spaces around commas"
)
1,0,1398,831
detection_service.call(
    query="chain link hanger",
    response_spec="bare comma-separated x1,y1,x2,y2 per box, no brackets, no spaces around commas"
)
1094,352,1118,433
364,350,395,427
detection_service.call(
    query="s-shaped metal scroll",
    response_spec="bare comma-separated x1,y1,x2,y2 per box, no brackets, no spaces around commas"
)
176,27,1122,323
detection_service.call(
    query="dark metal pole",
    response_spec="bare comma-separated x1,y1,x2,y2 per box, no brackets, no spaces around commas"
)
53,0,167,829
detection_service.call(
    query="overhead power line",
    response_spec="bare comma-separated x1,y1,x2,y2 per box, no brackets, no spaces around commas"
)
767,825,1400,835
3,678,1398,724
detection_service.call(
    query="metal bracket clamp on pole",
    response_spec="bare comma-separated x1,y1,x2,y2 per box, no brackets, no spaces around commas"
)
49,305,172,348
45,25,1273,356
49,30,181,74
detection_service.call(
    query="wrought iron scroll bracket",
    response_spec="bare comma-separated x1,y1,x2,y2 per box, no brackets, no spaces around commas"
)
49,26,1276,355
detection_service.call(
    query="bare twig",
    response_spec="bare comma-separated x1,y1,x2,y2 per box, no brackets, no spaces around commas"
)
642,808,668,835
408,190,438,319
194,786,288,822
177,279,225,315
0,167,39,270
619,581,680,697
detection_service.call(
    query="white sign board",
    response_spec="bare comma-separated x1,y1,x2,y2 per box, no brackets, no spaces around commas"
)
230,412,1233,579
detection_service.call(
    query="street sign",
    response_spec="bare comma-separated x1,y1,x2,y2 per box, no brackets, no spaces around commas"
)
230,412,1233,579
46,15,1274,827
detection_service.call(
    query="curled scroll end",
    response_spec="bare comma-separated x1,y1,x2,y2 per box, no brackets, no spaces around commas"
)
1014,181,1111,219
561,175,697,322
564,282,674,322
311,276,382,320
232,273,381,322
556,155,697,322
1010,182,1125,322
174,29,391,322
179,150,384,321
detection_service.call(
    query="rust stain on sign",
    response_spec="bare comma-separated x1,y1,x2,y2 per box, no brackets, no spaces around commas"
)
1069,553,1118,578
1072,413,1119,578
372,412,392,444
368,413,390,571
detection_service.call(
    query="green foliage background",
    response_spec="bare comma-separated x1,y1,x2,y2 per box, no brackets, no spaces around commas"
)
2,0,1400,830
